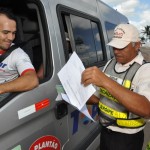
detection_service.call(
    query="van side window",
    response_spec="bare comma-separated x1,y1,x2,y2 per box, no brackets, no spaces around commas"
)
6,3,50,82
91,22,103,61
70,15,104,66
58,8,106,68
105,22,117,58
17,16,44,81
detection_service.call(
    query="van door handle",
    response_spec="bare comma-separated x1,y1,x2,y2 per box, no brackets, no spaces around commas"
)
55,101,68,119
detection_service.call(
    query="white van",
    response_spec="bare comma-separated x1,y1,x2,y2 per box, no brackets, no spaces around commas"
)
1,0,128,149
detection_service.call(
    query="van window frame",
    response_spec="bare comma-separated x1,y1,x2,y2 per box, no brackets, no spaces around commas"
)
27,0,52,82
0,0,52,107
57,5,107,68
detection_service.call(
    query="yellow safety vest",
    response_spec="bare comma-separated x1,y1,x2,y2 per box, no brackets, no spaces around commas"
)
98,59,145,128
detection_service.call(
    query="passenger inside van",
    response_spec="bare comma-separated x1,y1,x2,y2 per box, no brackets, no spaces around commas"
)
0,7,39,101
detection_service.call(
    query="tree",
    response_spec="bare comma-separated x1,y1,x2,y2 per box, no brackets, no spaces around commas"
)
140,36,145,44
141,25,150,41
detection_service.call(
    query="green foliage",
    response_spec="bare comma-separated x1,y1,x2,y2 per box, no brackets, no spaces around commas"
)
146,141,150,150
141,25,150,41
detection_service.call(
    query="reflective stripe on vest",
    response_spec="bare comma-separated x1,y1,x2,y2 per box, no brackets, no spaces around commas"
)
100,87,118,103
99,102,145,128
117,118,145,128
99,102,127,119
123,80,131,89
100,80,131,103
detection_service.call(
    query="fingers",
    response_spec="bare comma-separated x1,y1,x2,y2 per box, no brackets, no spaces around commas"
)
82,77,93,86
81,71,90,85
81,66,98,86
82,66,109,88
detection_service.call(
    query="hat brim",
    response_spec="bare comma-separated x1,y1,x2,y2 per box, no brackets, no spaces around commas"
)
107,39,130,49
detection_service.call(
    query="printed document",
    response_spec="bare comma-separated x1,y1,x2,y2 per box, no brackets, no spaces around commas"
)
57,52,96,121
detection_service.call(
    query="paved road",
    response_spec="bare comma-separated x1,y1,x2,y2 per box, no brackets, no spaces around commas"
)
143,122,150,150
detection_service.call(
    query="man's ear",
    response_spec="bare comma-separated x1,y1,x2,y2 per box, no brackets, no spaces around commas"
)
135,42,141,50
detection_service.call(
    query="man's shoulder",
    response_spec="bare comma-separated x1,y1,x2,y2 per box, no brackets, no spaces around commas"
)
11,47,26,55
7,47,29,62
137,62,150,75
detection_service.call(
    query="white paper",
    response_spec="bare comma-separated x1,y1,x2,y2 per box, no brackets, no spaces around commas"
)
61,93,71,103
80,105,95,122
61,93,95,122
55,94,63,101
58,52,96,110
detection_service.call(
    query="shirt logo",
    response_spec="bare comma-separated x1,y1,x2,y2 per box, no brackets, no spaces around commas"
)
0,62,7,68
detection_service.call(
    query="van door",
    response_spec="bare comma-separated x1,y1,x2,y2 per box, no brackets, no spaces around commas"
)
55,4,108,149
0,0,69,149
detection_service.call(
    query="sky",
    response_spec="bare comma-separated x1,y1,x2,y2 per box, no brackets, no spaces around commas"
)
101,0,150,35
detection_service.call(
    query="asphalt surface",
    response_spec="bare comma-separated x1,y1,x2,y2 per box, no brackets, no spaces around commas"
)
143,122,150,150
